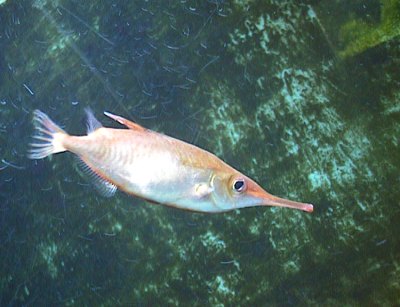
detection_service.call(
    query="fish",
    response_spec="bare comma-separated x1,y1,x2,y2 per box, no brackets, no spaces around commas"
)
28,109,313,213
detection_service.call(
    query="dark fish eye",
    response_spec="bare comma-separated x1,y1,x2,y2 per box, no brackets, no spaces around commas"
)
233,179,246,193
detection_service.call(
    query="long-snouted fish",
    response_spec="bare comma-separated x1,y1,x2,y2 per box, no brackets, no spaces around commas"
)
28,109,313,213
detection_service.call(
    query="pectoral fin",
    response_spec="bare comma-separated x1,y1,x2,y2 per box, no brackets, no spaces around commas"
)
194,182,213,199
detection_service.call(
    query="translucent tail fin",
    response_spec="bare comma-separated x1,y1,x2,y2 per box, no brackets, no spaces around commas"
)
28,110,68,159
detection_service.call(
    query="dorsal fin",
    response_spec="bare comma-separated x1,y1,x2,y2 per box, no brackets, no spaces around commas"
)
85,107,103,134
103,111,146,132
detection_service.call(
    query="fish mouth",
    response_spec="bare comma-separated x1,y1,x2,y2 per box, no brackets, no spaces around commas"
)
250,190,314,213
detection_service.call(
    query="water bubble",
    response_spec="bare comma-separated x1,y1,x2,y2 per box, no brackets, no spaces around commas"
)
71,101,79,105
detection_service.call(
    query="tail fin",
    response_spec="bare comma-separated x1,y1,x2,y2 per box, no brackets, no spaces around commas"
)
28,110,68,159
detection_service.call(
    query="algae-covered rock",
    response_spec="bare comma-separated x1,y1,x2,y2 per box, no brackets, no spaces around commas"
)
339,0,400,58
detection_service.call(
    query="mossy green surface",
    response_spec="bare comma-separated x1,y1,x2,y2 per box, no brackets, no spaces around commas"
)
338,0,400,58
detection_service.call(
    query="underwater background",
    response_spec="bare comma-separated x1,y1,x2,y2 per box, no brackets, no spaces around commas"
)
1,0,399,305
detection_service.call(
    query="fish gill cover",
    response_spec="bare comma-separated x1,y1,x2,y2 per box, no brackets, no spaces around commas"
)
0,0,399,306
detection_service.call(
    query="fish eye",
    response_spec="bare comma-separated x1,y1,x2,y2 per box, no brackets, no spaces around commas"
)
233,178,246,193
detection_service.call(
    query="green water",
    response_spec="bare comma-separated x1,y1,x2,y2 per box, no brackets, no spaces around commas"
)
0,0,399,305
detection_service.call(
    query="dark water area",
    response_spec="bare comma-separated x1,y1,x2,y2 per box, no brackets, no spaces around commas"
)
1,0,399,305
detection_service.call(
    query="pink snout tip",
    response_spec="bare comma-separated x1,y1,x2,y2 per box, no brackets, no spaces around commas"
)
303,203,314,213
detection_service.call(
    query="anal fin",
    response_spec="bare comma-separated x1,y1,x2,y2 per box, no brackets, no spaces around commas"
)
75,157,117,197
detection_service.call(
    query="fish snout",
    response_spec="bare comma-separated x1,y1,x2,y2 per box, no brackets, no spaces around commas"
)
247,189,314,213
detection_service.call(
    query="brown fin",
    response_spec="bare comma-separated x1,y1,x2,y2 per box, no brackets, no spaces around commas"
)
103,111,146,132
